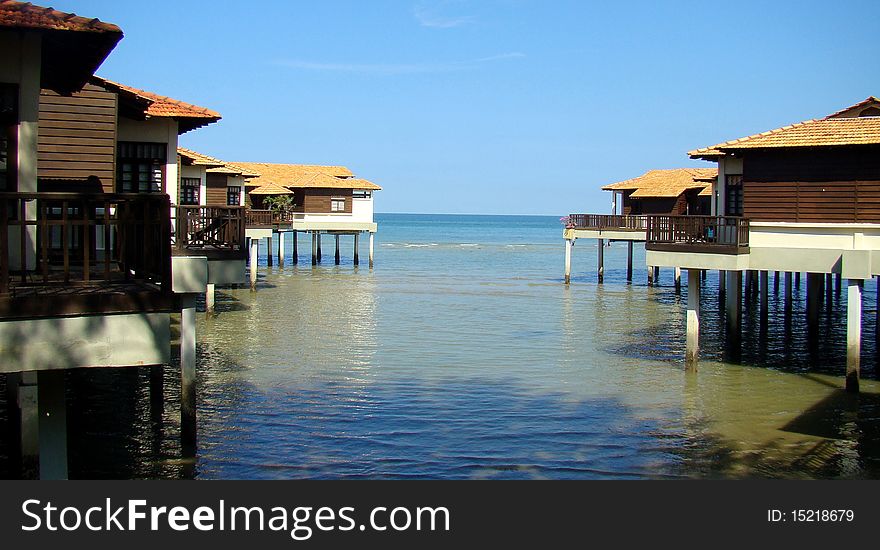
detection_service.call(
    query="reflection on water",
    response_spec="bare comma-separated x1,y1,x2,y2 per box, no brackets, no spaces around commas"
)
2,213,880,478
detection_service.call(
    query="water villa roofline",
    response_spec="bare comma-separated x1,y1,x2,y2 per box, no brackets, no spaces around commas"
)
601,168,716,198
688,96,880,159
0,0,123,94
234,162,382,190
178,147,259,178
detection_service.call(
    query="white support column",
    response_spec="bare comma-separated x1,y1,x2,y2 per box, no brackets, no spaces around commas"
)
784,272,793,315
369,232,375,268
266,235,273,267
335,234,341,265
647,265,654,286
674,266,681,291
205,283,215,314
760,270,769,320
686,269,701,370
317,232,322,263
725,270,742,345
277,231,285,267
846,280,862,393
597,239,604,283
181,294,197,456
249,238,258,290
292,231,298,264
719,270,727,301
353,233,360,266
564,238,572,284
37,370,67,479
311,232,318,266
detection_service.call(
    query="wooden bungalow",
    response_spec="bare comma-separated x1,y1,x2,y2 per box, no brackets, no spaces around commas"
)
233,162,382,272
645,96,880,388
602,168,715,216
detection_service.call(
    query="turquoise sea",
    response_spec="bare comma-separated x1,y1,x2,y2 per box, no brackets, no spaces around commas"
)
5,213,880,478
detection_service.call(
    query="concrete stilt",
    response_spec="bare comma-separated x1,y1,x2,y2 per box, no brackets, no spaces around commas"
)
795,271,801,289
597,239,604,283
835,272,842,295
807,273,821,328
647,265,654,286
292,231,298,264
266,236,273,267
311,232,317,266
725,271,743,351
277,231,285,267
12,372,38,477
249,238,258,290
784,272,793,316
354,233,360,266
826,273,834,310
317,233,322,263
626,241,633,282
774,271,780,293
686,269,701,371
564,239,572,284
181,295,197,457
653,266,660,283
846,279,862,393
369,232,375,268
37,370,67,480
674,266,682,292
718,270,726,306
205,283,215,314
149,365,164,425
335,234,341,265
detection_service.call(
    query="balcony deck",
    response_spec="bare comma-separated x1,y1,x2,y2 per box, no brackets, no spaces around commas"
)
173,205,247,260
565,214,648,241
0,192,177,320
645,215,750,255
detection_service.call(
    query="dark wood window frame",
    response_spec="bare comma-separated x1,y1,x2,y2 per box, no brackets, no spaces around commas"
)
180,177,200,205
725,174,744,217
117,141,167,194
227,185,241,206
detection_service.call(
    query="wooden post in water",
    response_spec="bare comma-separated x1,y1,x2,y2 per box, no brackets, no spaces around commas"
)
597,239,604,283
37,370,67,479
205,283,215,314
311,232,317,266
686,269,701,371
846,279,862,393
266,235,273,267
674,266,681,292
335,234,341,265
180,294,197,457
626,241,633,282
784,272,793,316
277,231,285,267
369,232,375,268
292,231,298,264
249,238,258,290
354,233,360,266
317,232,322,263
759,270,769,321
564,239,572,284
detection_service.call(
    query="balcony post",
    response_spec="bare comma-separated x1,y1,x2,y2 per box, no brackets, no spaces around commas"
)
686,269,701,371
846,279,862,393
292,230,298,264
564,238,572,284
626,241,633,282
597,239,604,283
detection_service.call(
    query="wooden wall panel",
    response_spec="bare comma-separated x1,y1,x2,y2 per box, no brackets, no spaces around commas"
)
38,83,117,192
206,173,228,206
302,188,352,213
743,180,880,223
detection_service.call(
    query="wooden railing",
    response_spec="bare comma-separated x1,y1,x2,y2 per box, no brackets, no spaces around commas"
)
568,214,649,230
646,215,749,251
174,205,245,252
0,192,172,295
245,209,294,227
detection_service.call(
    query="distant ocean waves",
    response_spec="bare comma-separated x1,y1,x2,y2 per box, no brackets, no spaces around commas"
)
380,242,554,251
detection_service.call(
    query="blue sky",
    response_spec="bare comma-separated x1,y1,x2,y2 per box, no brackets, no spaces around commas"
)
52,1,880,215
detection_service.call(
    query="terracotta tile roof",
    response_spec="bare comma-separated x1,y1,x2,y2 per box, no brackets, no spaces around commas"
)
689,97,880,158
0,0,121,33
91,76,220,132
178,147,259,178
248,182,294,195
602,168,716,198
234,162,382,190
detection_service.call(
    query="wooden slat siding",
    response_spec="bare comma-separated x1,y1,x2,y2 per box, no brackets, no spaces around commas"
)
38,83,117,192
302,188,353,213
743,180,880,223
205,173,228,206
743,147,880,182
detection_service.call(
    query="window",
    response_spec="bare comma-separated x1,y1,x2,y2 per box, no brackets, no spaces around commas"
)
0,83,17,192
352,190,372,199
180,177,200,205
331,197,346,212
117,142,166,193
227,186,241,206
725,175,744,216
